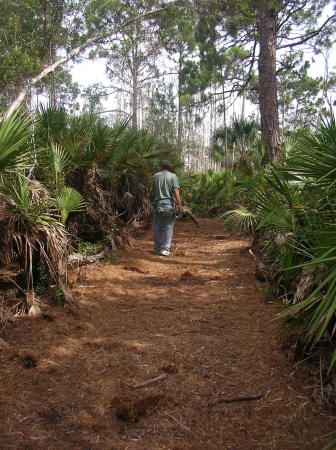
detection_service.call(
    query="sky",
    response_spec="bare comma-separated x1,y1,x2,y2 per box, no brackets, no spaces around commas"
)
71,58,107,87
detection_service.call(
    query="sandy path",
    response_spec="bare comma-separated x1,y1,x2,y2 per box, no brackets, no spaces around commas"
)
0,219,335,449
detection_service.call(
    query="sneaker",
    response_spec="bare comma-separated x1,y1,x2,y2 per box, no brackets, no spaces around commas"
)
161,249,171,256
153,249,161,254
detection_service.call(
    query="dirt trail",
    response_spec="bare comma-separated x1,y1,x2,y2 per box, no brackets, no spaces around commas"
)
1,219,335,449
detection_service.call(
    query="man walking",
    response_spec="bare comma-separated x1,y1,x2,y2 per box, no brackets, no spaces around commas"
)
153,160,183,256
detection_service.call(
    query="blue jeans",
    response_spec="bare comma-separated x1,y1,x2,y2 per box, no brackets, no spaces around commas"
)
153,208,176,252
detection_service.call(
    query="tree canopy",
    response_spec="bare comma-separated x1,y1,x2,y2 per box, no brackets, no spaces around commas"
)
0,0,335,164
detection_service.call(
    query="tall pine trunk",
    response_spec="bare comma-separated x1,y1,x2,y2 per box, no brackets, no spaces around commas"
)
132,66,138,128
131,44,138,129
222,75,229,170
258,2,281,164
177,46,183,154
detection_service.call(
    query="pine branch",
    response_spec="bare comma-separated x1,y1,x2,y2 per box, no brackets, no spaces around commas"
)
277,1,309,31
277,14,336,50
237,40,257,97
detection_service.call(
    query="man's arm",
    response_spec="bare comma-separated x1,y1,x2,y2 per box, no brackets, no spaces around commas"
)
173,187,183,215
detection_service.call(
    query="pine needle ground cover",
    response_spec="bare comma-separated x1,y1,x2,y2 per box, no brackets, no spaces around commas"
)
1,220,335,449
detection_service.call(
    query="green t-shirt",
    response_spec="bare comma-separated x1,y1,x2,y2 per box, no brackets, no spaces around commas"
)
153,170,180,208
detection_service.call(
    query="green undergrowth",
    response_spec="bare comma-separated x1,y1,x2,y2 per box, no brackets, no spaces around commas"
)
181,116,336,372
0,106,181,313
77,240,105,256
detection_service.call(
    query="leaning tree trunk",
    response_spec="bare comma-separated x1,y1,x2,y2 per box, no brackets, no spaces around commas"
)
4,5,171,118
258,2,281,164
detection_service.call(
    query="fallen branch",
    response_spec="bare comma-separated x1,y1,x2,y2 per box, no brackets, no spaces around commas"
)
197,318,226,330
132,373,167,389
170,330,198,336
208,393,263,407
68,251,105,267
151,306,176,311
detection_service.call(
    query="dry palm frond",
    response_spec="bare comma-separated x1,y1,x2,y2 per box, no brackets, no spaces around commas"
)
0,185,75,311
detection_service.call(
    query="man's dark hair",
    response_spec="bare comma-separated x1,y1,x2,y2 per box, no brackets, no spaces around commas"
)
159,159,172,171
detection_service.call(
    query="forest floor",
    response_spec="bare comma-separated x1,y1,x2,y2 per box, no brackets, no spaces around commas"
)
1,219,336,449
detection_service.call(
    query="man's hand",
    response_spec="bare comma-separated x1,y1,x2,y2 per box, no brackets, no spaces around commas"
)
173,187,183,216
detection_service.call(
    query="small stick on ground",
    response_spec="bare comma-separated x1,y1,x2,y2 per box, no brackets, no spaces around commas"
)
132,373,167,389
320,356,324,399
166,413,192,434
208,393,263,407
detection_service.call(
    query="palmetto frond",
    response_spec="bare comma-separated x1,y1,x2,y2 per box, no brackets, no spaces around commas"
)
220,206,257,232
211,117,260,163
286,116,336,190
255,189,296,232
280,231,336,371
37,104,68,142
49,141,71,175
55,187,86,224
4,176,57,226
253,169,303,233
0,111,34,174
276,116,336,370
